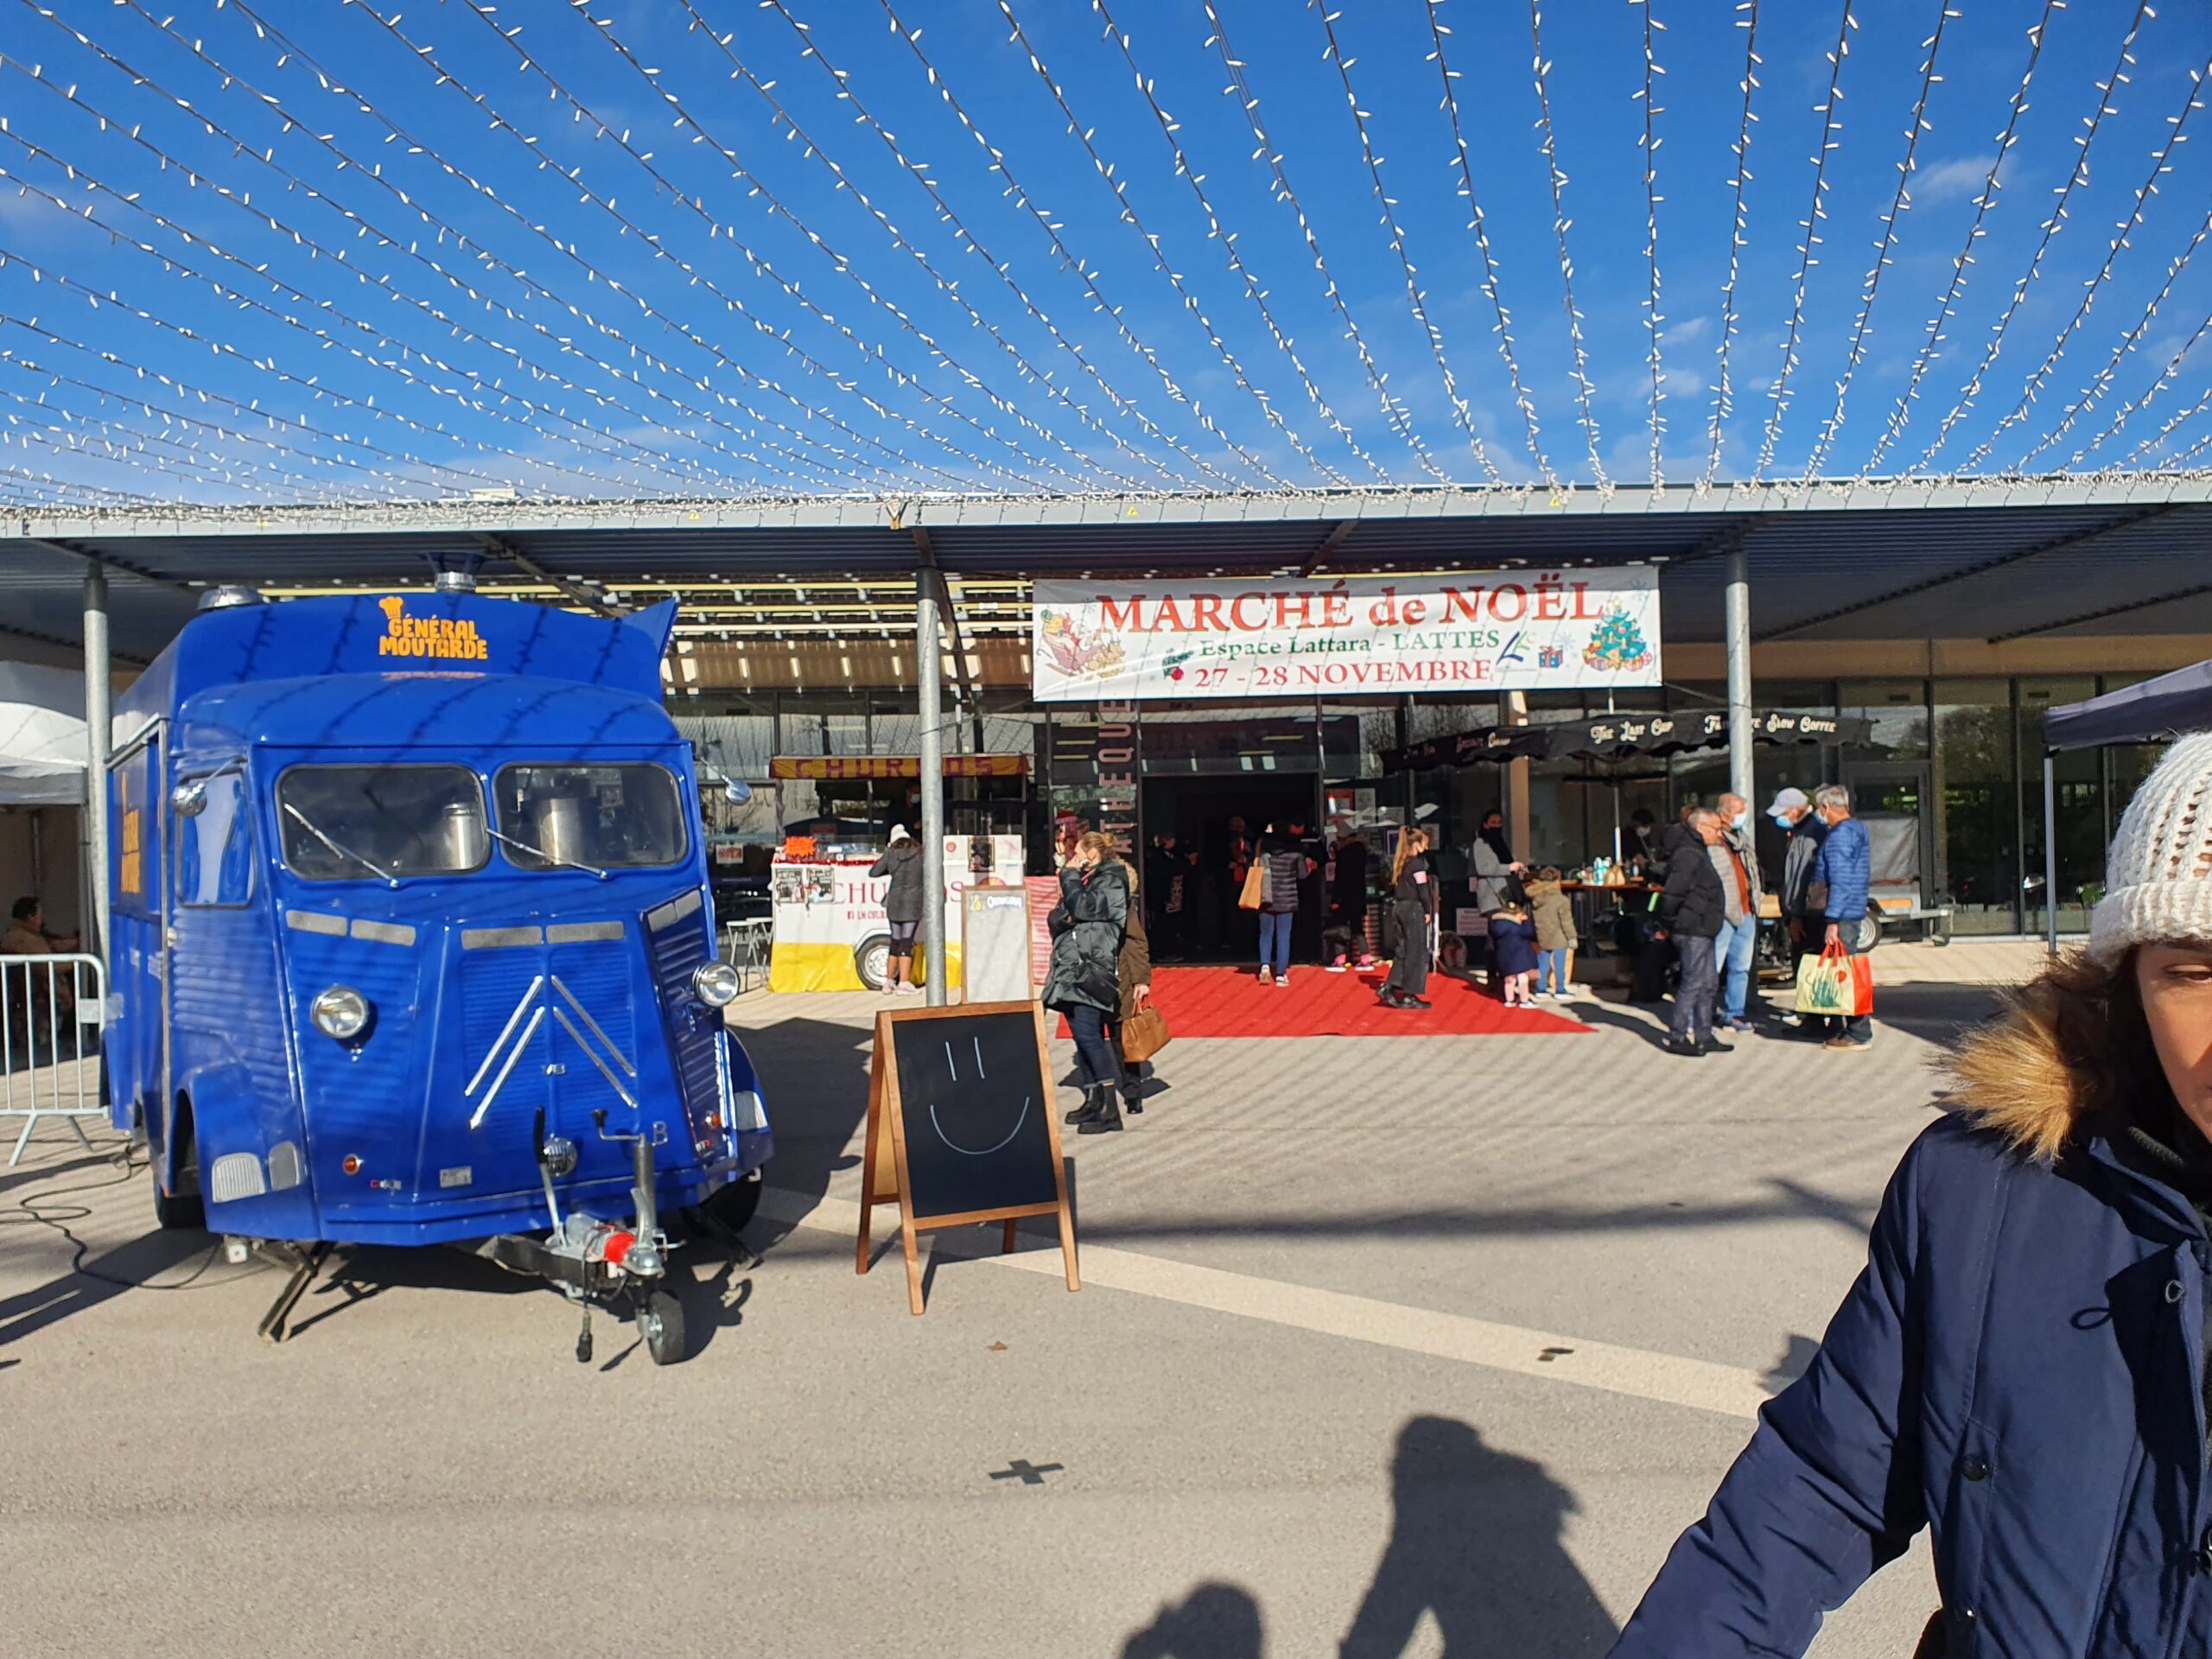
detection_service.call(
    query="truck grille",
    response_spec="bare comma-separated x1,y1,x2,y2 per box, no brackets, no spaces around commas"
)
646,892,720,1128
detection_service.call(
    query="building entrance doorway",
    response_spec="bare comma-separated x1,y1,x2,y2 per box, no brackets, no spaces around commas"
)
1141,772,1319,963
1844,759,1942,935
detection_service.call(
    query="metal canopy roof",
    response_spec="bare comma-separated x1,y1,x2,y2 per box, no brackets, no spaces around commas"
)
7,480,2209,665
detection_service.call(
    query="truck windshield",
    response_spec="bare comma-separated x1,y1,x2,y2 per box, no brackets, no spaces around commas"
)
493,764,687,871
276,766,490,881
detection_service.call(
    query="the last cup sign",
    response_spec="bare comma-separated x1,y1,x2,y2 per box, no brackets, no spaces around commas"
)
1030,569,1662,702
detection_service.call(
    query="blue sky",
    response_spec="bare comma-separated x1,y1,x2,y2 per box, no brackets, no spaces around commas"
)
1,0,2206,500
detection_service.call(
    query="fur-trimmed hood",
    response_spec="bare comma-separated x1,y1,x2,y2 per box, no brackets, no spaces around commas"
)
1949,954,2183,1166
1949,986,2086,1164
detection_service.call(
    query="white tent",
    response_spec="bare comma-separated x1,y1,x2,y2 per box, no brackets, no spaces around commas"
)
0,662,90,807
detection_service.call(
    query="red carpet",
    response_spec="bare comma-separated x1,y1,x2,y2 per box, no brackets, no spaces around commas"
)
1063,964,1589,1039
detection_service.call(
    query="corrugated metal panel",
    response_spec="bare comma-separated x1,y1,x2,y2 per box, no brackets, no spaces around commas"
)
11,498,2210,652
646,902,719,1131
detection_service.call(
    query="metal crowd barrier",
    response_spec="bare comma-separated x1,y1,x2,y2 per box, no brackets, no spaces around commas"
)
723,917,773,994
3,953,106,1166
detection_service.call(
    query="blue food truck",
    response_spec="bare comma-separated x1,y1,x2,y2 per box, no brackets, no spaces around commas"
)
105,582,772,1363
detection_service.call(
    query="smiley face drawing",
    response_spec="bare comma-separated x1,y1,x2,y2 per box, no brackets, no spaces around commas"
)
927,1034,1030,1155
893,1013,1058,1217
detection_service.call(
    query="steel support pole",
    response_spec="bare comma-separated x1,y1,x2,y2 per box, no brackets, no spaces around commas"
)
83,570,111,969
1503,690,1531,857
1725,542,1754,808
2044,753,2060,959
917,574,947,1006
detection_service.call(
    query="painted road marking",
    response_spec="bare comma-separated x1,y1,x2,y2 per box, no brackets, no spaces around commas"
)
764,1189,1770,1421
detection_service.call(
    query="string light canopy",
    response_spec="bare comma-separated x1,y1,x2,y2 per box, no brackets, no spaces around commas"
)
1,0,2207,513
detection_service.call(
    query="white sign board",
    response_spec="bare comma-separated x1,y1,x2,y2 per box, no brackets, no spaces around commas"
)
1032,570,1662,702
961,887,1037,1004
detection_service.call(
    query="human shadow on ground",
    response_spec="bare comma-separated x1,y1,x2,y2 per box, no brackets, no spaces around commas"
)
1122,1414,1618,1659
1120,1582,1264,1659
1338,1415,1618,1658
1563,998,1675,1052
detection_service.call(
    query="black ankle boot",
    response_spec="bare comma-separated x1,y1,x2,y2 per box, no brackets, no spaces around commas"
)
1064,1084,1104,1125
1078,1084,1123,1135
1120,1070,1144,1115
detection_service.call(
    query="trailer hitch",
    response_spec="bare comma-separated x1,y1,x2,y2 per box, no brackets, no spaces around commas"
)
592,1109,667,1279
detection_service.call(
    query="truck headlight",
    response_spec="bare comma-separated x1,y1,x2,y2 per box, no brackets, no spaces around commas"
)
311,985,372,1041
690,961,741,1008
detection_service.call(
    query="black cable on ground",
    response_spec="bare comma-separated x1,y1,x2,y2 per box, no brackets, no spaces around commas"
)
0,1139,226,1290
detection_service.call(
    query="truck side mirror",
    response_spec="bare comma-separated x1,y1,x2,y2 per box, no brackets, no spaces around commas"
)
724,778,752,805
170,779,209,818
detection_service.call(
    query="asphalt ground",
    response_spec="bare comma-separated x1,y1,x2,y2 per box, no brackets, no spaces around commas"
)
0,968,2003,1658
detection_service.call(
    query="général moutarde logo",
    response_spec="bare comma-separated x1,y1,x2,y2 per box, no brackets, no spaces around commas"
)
377,594,490,661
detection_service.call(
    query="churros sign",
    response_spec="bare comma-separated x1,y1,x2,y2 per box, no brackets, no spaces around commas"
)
1031,569,1661,702
377,595,489,661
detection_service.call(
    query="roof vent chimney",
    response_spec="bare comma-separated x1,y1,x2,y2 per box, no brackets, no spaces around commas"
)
433,568,478,595
196,584,264,612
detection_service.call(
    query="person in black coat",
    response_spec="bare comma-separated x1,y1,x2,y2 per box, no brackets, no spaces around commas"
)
867,825,926,994
1378,828,1439,1009
1042,831,1133,1135
1325,824,1372,970
1656,807,1728,1058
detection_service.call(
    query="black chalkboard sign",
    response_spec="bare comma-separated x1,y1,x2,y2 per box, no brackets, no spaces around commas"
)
856,1001,1079,1314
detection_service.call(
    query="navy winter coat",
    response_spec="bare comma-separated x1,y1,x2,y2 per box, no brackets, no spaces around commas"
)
1488,913,1539,977
1613,1020,2212,1658
1815,813,1872,925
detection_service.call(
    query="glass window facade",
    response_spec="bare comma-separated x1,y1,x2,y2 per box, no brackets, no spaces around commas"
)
1933,681,2016,934
675,675,2161,930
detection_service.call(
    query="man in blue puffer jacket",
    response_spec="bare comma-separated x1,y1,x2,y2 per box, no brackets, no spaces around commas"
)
1812,783,1874,1048
1609,732,2212,1658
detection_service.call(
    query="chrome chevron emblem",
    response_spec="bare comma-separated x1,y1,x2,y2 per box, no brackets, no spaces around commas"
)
466,973,636,1129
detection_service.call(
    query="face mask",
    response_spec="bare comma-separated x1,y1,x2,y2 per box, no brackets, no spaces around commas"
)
1770,813,1791,830
1732,810,1749,830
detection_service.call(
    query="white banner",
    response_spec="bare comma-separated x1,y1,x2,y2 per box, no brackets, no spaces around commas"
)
1032,570,1662,702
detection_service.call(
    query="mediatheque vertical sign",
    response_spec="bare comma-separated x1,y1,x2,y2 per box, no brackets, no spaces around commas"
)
1032,570,1661,702
1047,701,1140,853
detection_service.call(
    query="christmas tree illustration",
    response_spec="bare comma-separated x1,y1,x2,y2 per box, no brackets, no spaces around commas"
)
1582,604,1652,672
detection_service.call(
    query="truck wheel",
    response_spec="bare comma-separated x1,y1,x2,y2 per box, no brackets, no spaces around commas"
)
154,1114,206,1231
705,1172,763,1234
637,1290,685,1366
855,934,892,990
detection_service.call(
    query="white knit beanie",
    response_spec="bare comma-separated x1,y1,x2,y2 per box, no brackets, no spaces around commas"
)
2090,731,2212,962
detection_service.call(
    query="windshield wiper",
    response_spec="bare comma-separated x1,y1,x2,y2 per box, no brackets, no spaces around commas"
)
282,801,399,887
485,823,609,880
